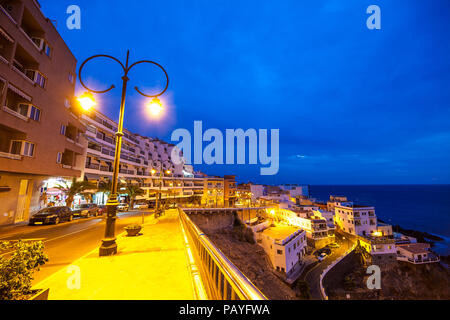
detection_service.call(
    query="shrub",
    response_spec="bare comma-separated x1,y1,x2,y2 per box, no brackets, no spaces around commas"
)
244,228,255,244
125,224,141,229
0,240,48,300
296,280,311,299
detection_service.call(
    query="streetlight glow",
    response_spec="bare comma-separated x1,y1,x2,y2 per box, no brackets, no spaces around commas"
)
147,97,163,117
77,92,96,111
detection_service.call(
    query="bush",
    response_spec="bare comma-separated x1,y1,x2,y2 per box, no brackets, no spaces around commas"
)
296,280,311,299
0,241,48,300
244,228,255,244
125,224,142,229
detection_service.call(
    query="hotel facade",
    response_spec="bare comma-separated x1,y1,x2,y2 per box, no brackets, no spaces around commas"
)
0,0,86,225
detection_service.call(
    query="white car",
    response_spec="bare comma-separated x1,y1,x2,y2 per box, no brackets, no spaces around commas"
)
317,252,327,262
133,203,149,209
117,203,129,211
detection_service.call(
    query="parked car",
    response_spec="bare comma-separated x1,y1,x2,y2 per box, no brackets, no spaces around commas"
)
72,203,99,218
97,205,107,215
317,252,327,262
327,242,340,248
133,203,149,209
167,203,178,209
117,203,129,211
314,247,332,256
29,206,73,225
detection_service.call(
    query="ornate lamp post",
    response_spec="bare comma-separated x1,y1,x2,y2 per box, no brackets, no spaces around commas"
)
78,50,169,256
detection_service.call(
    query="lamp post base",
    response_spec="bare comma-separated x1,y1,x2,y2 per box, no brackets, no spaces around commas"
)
99,238,118,256
99,193,119,257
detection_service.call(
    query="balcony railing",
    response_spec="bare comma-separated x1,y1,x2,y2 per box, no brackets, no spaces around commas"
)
0,151,21,160
86,163,100,170
3,105,28,121
100,165,112,172
179,208,267,300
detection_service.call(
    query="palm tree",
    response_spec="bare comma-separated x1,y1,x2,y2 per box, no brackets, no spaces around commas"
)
124,182,145,208
97,180,125,204
55,178,96,208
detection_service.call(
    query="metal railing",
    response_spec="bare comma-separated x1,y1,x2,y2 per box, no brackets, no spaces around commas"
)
178,208,267,300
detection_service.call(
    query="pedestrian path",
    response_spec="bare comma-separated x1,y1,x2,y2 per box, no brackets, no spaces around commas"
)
33,209,197,300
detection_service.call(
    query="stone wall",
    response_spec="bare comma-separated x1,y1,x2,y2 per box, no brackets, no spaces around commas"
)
188,211,235,233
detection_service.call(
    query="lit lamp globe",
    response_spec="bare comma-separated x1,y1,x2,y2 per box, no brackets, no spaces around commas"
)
147,97,163,117
77,92,96,111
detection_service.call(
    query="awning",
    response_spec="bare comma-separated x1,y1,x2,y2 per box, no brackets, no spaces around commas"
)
84,173,100,181
8,84,31,101
0,27,14,43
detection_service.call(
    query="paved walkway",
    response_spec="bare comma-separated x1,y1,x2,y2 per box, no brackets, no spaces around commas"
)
33,209,197,300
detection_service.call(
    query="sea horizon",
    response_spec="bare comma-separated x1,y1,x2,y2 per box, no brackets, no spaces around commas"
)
308,184,450,256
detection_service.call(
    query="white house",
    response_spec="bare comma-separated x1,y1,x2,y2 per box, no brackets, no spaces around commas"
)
255,225,307,276
396,243,440,264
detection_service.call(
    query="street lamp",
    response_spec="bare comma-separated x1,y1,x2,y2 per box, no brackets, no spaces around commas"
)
78,50,169,256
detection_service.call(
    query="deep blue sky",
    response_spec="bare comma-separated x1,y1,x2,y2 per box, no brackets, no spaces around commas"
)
41,0,450,185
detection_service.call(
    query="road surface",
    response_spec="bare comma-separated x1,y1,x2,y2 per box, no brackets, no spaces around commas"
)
303,234,354,299
0,210,154,285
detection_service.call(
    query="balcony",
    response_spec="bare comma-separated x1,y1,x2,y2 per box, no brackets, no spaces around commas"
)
85,163,100,170
12,44,40,84
0,0,21,24
397,254,440,264
0,124,26,157
20,6,46,52
100,165,112,172
0,27,13,63
0,150,21,160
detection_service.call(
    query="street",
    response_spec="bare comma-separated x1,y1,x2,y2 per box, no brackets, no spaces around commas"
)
0,210,154,285
303,233,354,299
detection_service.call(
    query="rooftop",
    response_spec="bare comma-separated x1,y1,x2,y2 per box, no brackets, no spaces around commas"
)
262,226,301,242
397,243,431,254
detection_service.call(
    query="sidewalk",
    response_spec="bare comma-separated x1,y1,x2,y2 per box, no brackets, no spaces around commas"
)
33,209,196,300
286,255,317,284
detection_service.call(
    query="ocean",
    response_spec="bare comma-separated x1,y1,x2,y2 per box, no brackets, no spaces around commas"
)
308,185,450,256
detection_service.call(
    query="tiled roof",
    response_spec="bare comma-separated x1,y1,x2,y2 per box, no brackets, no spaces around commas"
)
397,243,430,254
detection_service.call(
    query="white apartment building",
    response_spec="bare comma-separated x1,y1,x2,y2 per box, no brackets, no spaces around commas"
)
334,204,378,237
79,110,201,204
279,184,309,198
268,208,335,247
250,184,264,201
327,195,353,212
255,225,307,276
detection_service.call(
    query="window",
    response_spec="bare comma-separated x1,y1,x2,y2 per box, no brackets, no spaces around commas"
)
68,72,74,83
10,141,35,157
31,37,44,50
44,43,51,57
60,125,66,135
276,249,283,255
18,103,29,117
56,152,62,164
64,98,71,108
35,72,46,88
29,106,40,121
23,142,34,157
